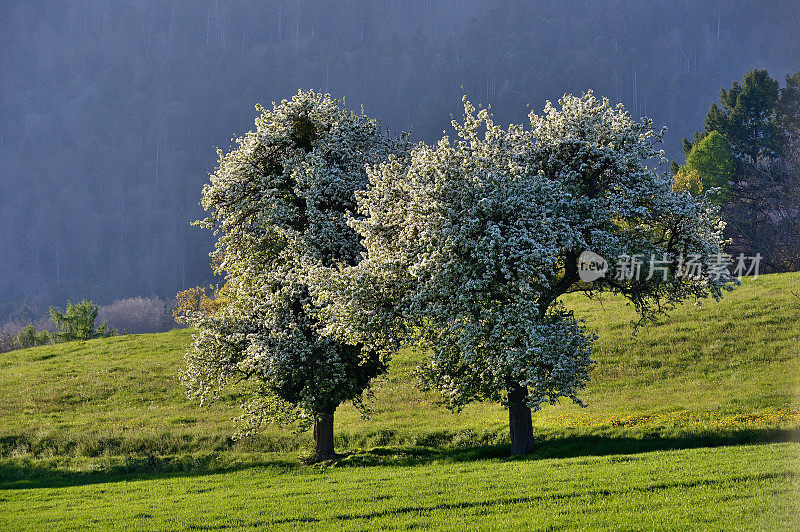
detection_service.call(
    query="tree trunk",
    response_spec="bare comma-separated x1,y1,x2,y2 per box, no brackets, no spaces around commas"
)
508,383,535,456
312,411,336,462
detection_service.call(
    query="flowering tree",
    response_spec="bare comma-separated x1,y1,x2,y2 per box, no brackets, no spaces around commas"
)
182,90,407,462
322,93,735,455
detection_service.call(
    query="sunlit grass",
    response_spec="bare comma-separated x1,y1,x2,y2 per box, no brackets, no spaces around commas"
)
0,272,798,460
0,272,798,529
0,443,797,530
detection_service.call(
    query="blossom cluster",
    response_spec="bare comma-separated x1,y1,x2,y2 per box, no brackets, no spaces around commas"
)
331,92,735,412
184,90,408,426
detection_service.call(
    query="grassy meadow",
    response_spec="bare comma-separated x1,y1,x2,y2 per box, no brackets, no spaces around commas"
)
0,272,798,529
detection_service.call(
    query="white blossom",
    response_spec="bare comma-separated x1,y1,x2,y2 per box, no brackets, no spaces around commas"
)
183,90,409,432
325,92,735,412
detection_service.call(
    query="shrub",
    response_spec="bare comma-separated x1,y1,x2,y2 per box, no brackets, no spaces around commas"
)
16,324,50,348
49,300,116,342
0,331,17,353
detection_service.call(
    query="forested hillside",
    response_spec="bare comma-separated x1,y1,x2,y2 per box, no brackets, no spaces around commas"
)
1,0,798,314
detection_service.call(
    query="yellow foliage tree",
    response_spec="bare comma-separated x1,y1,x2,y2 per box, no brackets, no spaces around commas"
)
672,166,704,195
174,285,227,323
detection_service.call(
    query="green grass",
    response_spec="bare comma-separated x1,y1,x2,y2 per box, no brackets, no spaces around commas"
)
0,444,797,530
1,272,799,529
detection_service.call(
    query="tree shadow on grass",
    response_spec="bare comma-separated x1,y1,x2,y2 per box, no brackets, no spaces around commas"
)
1,427,797,490
0,454,300,491
264,471,797,527
332,427,800,467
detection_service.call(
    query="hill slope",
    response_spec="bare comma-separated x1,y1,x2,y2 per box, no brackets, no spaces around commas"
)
0,272,798,460
0,273,799,530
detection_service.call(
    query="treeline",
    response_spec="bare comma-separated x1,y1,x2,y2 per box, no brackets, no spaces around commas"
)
675,69,800,272
1,0,798,315
0,297,180,353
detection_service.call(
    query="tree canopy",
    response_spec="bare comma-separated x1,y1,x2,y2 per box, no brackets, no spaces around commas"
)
685,68,799,163
49,300,115,342
681,69,800,273
778,71,800,152
674,131,734,203
322,93,735,455
182,90,408,461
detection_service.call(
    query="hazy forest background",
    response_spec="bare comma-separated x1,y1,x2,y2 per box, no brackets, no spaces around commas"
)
1,0,799,323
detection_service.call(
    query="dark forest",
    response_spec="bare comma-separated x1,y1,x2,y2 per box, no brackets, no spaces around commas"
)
1,0,798,315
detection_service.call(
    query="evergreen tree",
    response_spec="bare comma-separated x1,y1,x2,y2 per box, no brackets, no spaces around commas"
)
777,71,800,152
687,69,782,162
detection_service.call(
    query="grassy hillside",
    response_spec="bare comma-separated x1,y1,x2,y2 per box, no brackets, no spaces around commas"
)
0,273,798,529
1,273,798,461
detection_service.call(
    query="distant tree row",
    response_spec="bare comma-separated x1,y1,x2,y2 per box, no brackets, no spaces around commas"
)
0,296,179,353
15,300,116,349
2,0,798,315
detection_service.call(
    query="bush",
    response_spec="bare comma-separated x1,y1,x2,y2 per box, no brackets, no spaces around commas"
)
0,321,24,353
16,325,50,348
49,300,116,342
0,331,17,353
